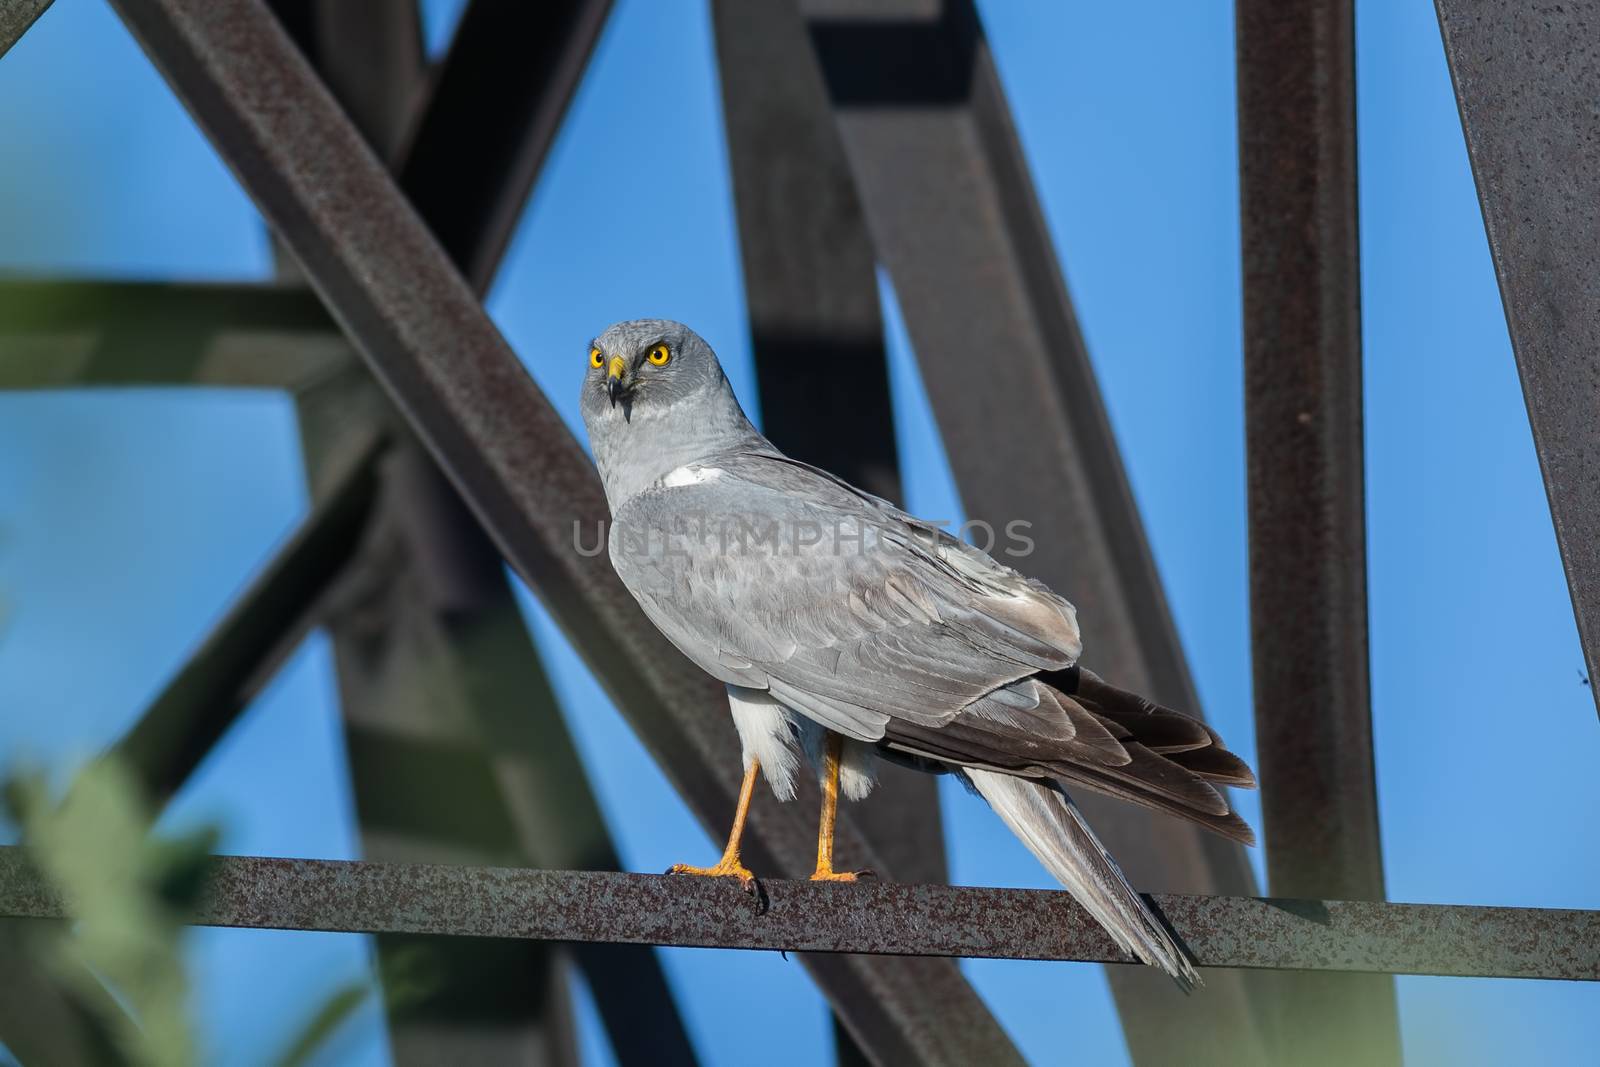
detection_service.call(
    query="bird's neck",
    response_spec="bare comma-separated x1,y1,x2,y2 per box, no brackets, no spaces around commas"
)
593,387,771,509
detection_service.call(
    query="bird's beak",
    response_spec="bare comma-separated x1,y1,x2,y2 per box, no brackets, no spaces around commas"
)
607,356,627,406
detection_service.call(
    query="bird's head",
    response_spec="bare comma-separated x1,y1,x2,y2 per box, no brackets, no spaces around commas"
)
578,319,764,507
579,319,727,427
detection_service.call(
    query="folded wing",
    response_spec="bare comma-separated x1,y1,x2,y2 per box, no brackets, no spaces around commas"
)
610,450,1253,843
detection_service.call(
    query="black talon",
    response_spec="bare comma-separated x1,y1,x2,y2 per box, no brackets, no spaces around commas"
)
747,876,769,914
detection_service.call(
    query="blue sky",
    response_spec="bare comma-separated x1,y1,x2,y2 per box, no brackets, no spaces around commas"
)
2,1,1596,1065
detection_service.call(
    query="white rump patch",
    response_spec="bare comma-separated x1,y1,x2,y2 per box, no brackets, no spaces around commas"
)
727,685,802,800
661,465,724,488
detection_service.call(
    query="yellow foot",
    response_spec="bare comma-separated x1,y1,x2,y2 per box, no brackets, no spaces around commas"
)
666,858,761,896
809,867,876,883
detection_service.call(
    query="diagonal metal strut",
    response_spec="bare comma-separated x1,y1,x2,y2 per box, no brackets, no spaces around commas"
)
104,0,1021,1062
1434,0,1600,721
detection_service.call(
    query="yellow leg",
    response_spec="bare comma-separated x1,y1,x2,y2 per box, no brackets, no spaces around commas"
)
667,758,760,892
811,732,870,882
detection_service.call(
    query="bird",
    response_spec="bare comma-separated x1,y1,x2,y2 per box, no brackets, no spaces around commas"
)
578,318,1256,989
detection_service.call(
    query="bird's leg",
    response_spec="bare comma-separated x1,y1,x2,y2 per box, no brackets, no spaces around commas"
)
811,732,872,882
667,757,760,893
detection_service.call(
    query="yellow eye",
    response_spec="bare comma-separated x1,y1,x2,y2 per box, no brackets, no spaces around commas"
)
589,347,604,368
647,343,671,366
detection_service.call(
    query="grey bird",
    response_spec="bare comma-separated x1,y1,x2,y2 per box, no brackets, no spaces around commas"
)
579,319,1256,989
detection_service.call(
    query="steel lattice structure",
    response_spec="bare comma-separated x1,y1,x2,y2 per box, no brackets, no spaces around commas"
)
1,1,1598,1065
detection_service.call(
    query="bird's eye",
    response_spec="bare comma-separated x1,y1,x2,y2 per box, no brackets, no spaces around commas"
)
647,343,671,366
589,347,604,369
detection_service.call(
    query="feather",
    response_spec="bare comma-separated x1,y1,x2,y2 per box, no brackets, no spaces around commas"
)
727,685,802,801
1039,686,1131,765
584,320,1259,991
965,769,1200,990
1167,745,1258,788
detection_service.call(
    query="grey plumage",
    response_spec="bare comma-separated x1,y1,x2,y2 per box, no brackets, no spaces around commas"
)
580,319,1255,987
964,769,1200,990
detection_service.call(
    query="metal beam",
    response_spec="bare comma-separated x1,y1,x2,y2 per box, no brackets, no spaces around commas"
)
711,0,906,513
105,1,1018,1062
0,280,344,391
711,6,944,1058
396,0,614,294
1236,3,1399,1063
297,378,584,1067
4,850,1597,981
271,0,424,162
800,1,1273,1061
273,1,579,1058
711,0,947,886
0,0,53,61
111,425,385,801
296,372,696,1067
1434,0,1600,721
280,7,679,1062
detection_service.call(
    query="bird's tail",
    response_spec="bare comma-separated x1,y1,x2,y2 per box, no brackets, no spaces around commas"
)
966,767,1200,991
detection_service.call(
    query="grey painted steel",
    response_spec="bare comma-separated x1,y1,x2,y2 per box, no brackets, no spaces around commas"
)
4,850,1597,981
801,1,1272,1062
0,0,53,61
397,0,614,294
1435,0,1600,720
104,1,1019,1062
1236,2,1399,1063
0,281,346,390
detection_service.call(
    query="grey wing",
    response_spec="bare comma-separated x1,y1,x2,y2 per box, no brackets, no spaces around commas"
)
612,453,1255,843
608,453,1084,742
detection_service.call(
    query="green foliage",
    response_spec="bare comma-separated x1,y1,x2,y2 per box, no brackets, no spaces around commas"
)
6,758,210,1067
267,980,371,1067
3,757,378,1067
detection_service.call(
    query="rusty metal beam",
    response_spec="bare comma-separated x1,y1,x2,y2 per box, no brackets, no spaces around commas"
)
297,381,587,1067
711,5,944,1058
267,0,424,162
711,0,906,513
110,425,385,801
800,1,1272,1061
278,6,680,1062
105,1,1018,1061
1434,0,1600,721
4,850,1597,982
1237,0,1384,914
0,280,344,391
396,0,614,293
711,0,949,898
0,0,53,61
296,372,696,1067
1236,2,1399,1064
276,1,579,1059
